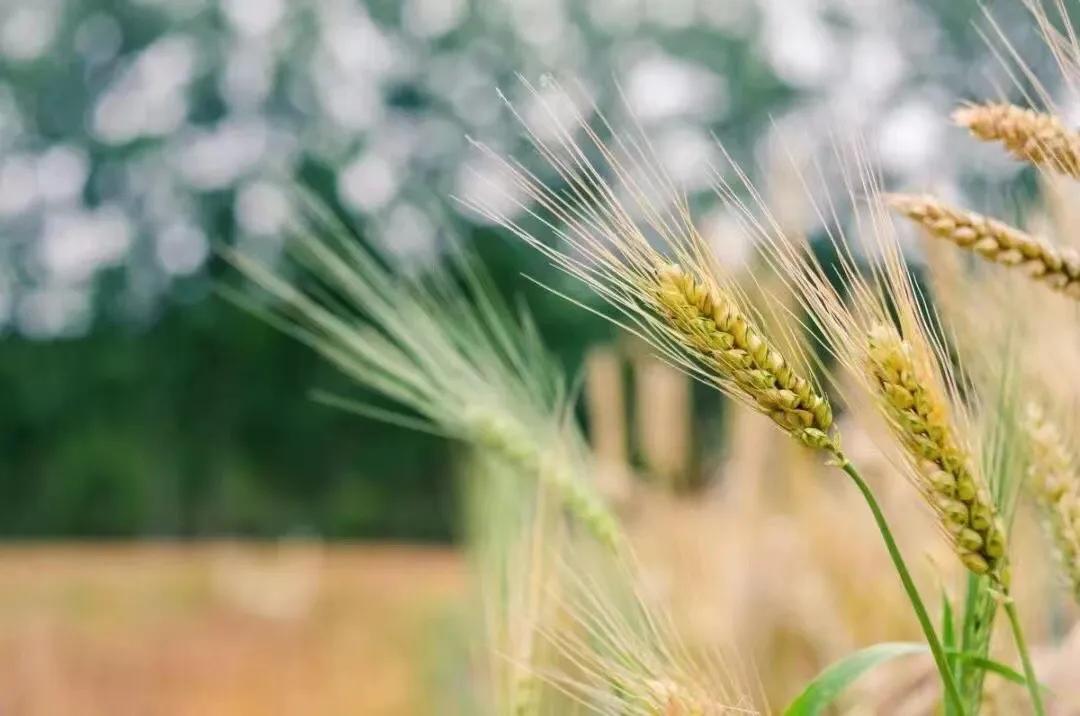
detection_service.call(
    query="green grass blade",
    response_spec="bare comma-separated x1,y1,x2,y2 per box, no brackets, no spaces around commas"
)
783,642,926,716
946,651,1037,690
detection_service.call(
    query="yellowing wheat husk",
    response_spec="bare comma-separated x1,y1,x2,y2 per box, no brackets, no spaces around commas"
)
953,102,1080,179
654,264,836,453
866,323,1009,584
888,193,1080,301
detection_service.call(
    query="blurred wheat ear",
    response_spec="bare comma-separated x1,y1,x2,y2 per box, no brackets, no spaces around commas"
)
224,193,623,553
1023,403,1080,604
888,193,1080,301
953,102,1080,179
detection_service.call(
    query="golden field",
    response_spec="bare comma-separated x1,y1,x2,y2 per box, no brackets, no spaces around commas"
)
0,543,464,716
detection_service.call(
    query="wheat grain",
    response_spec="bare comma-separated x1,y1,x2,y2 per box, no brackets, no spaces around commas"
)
888,193,1080,301
953,103,1080,179
866,323,1009,584
654,264,837,453
1023,403,1080,603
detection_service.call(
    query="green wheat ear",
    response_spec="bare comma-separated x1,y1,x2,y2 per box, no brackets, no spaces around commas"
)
227,196,622,553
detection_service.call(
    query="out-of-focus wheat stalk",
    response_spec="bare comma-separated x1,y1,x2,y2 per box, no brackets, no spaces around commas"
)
888,193,1080,301
227,201,622,552
1023,403,1080,604
543,549,765,716
953,102,1080,179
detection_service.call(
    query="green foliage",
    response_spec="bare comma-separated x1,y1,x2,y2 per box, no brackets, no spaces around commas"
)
0,294,456,539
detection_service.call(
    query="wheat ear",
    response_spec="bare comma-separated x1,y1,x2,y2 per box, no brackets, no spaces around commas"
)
953,102,1080,179
888,193,1080,301
1023,403,1080,603
468,409,622,552
654,264,837,453
866,323,1009,584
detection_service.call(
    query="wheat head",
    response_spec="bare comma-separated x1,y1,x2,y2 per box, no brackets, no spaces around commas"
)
953,102,1080,179
888,193,1080,300
866,323,1009,584
1023,403,1080,603
469,408,622,551
655,264,835,452
464,79,839,457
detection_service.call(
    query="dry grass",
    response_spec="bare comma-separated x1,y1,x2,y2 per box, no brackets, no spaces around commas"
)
0,543,463,716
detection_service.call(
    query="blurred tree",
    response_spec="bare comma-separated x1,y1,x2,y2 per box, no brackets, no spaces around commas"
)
0,0,1043,538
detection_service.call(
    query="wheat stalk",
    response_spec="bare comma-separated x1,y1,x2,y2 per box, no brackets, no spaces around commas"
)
866,323,1009,584
953,102,1080,179
463,81,840,458
228,202,623,554
888,193,1080,300
1023,403,1080,603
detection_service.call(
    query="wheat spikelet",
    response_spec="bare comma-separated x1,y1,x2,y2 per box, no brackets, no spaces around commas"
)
888,193,1080,301
1023,403,1080,603
654,264,836,453
953,102,1080,179
866,323,1009,584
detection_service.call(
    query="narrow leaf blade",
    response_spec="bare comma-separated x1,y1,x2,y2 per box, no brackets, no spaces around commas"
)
784,643,926,716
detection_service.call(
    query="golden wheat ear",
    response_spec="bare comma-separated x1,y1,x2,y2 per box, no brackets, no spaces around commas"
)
1023,403,1080,604
654,264,836,453
953,102,1080,179
866,323,1009,583
887,193,1080,301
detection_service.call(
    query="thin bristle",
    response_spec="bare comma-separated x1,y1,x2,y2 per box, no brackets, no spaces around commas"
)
1023,403,1080,604
888,193,1080,301
953,102,1080,178
654,264,837,452
866,323,1009,585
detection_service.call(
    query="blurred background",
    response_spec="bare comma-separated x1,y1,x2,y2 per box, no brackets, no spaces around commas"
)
0,0,1075,713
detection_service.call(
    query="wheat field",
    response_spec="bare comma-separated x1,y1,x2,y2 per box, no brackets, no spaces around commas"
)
0,544,463,716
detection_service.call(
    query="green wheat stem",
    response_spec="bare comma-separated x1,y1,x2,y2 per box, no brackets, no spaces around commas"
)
1003,597,1046,716
840,459,966,715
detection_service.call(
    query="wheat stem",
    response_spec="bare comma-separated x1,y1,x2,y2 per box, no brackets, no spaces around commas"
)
888,194,1080,301
953,103,1080,179
840,460,966,715
1003,598,1046,716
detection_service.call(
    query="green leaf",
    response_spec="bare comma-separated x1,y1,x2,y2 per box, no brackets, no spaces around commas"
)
783,643,926,716
946,651,1051,693
941,592,958,716
942,590,956,655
